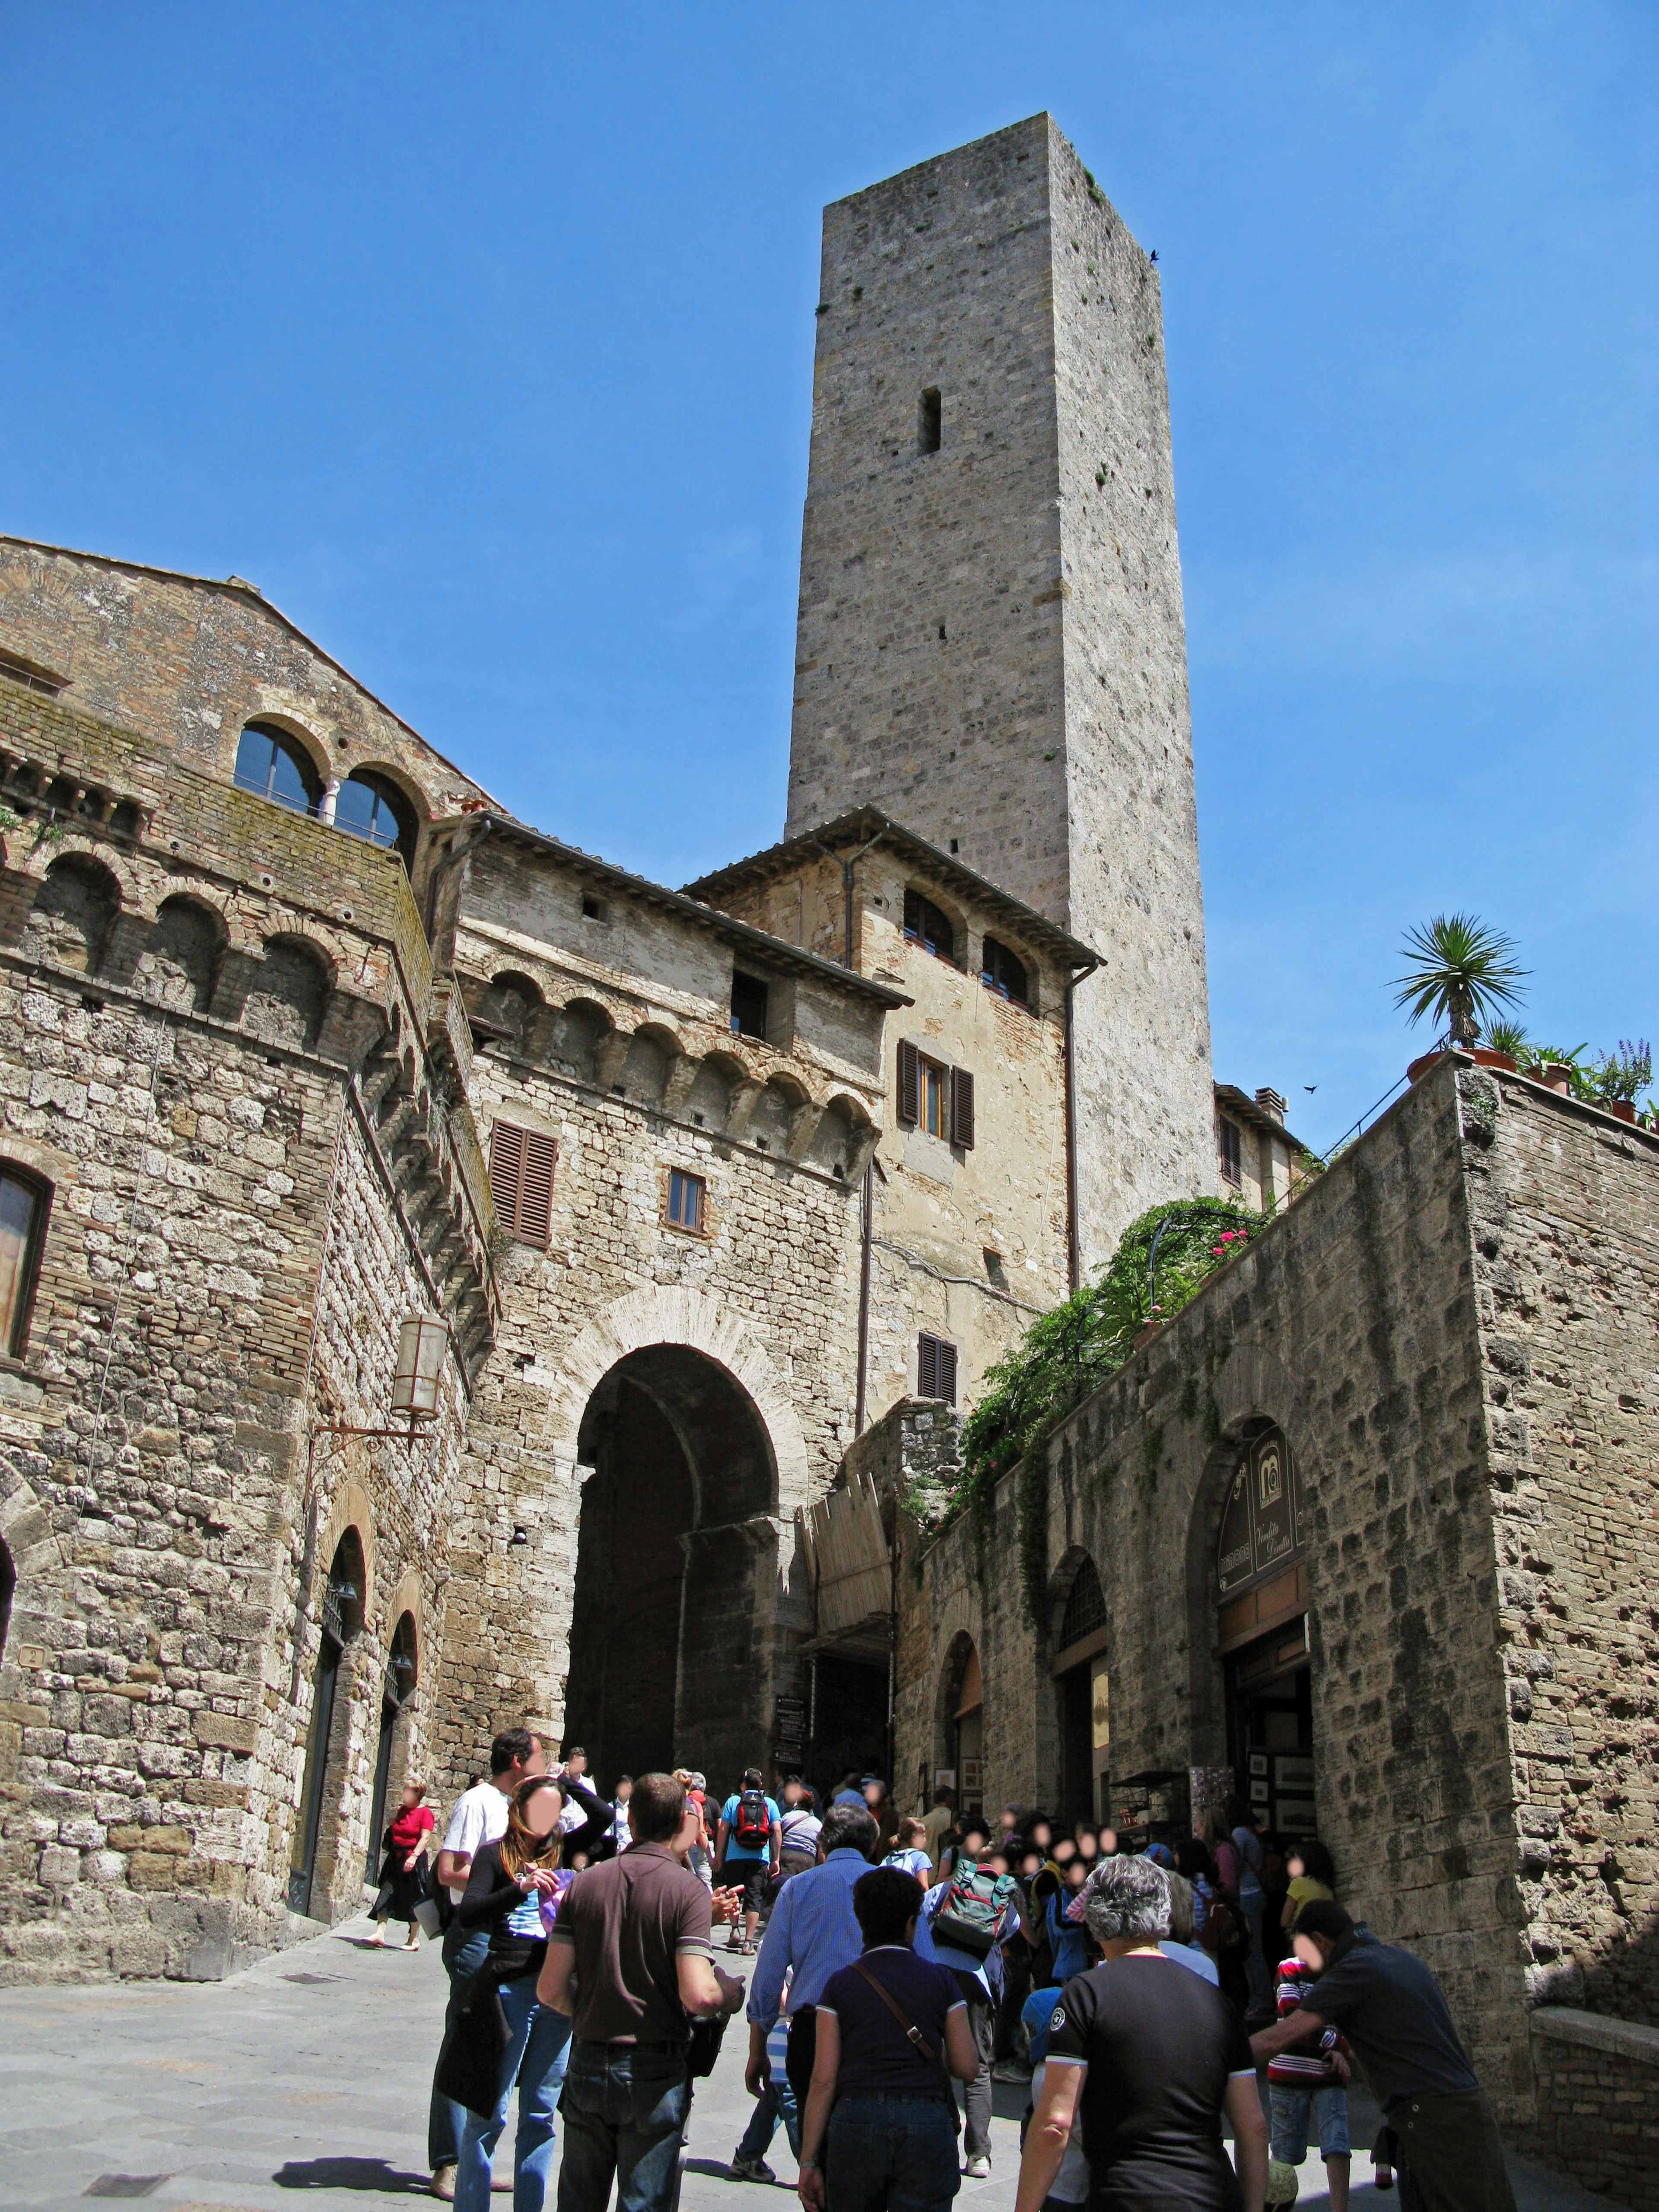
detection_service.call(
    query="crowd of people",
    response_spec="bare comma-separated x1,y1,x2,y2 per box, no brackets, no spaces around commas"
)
363,1748,1515,2212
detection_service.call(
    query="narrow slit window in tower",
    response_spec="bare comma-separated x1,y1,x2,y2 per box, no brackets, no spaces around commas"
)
918,387,942,456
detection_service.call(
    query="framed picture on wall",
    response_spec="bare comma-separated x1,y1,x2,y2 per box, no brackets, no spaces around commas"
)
934,1769,956,1792
1275,1755,1315,1791
1248,1752,1269,1778
1277,1797,1317,1834
1249,1778,1271,1807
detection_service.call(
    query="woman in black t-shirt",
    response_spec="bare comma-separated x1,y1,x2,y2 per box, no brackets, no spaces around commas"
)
1014,1855,1268,2212
798,1867,980,2212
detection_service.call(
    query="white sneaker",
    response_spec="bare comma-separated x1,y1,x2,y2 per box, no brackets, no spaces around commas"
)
964,2156,991,2180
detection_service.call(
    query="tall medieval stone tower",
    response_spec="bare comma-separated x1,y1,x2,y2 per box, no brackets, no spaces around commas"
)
786,114,1217,1265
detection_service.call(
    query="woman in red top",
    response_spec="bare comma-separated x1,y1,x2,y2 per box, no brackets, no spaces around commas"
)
370,1780,437,1949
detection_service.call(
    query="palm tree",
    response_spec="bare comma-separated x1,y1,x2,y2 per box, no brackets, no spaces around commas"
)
1393,913,1528,1048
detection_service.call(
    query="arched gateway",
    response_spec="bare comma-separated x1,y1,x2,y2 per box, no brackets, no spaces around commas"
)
550,1289,814,1786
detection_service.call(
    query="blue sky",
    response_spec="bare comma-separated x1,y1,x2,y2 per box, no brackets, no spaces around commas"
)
3,3,1653,1149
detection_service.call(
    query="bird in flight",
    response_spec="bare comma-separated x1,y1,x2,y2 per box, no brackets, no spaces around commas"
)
1303,1084,1318,1093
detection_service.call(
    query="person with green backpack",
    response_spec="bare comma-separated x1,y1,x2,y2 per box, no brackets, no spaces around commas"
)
915,1817,1019,2178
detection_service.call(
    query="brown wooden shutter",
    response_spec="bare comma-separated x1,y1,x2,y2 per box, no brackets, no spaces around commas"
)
897,1038,920,1127
918,1332,958,1405
489,1118,556,1247
951,1065,975,1150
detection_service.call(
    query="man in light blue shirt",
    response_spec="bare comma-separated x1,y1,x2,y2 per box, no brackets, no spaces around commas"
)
745,1803,877,2130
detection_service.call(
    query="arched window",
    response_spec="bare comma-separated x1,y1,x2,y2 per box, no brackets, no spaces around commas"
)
1059,1556,1106,1650
903,887,956,963
0,1165,49,1358
332,771,416,868
20,855,119,976
235,722,321,817
981,934,1030,1008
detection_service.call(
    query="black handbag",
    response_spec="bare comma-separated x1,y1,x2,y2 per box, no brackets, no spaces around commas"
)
435,1967,512,2116
686,2012,728,2079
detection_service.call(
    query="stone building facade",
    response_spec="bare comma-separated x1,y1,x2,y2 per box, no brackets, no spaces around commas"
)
889,1057,1658,2188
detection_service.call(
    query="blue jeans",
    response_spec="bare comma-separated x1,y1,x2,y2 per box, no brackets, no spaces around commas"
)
430,1920,490,2170
555,2039,691,2212
455,1976,572,2212
1270,2082,1351,2163
735,2070,801,2165
826,2092,960,2212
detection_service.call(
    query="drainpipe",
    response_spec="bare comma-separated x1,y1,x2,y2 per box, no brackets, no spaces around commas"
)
855,1161,874,1434
1064,960,1100,1292
814,825,886,1433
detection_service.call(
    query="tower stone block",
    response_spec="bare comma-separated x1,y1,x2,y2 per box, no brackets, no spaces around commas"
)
788,114,1217,1260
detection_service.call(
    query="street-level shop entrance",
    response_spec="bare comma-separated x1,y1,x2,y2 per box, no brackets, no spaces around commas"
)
1216,1424,1317,1840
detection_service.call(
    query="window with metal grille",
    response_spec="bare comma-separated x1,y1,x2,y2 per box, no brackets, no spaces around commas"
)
903,888,955,963
731,971,769,1040
981,935,1029,1007
917,1332,957,1405
1059,1557,1106,1650
1219,1117,1242,1185
667,1168,706,1233
489,1119,556,1247
0,648,67,697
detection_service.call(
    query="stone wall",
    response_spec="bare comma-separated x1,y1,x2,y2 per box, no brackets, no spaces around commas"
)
895,1059,1659,2148
1526,2009,1659,2211
0,684,494,1978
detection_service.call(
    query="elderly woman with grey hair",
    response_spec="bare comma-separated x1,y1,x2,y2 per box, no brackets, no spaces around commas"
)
1013,1855,1267,2212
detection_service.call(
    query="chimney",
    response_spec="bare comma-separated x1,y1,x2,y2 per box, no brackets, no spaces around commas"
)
1255,1087,1286,1125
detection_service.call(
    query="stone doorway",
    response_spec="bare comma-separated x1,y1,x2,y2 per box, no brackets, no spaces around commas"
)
289,1528,366,1918
564,1345,778,1786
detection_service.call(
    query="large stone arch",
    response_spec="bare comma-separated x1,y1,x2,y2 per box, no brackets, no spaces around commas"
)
547,1285,812,1515
553,1289,813,1786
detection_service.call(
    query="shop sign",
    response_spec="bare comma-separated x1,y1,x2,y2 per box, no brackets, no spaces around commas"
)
1215,1427,1302,1597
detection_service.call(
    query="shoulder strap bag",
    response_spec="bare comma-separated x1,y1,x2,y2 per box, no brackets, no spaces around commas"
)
851,1960,962,2137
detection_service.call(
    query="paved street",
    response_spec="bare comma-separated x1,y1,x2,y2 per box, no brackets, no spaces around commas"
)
0,1917,1626,2212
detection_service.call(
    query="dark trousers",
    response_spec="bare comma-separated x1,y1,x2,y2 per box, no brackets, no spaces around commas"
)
994,1942,1030,2060
949,1970,994,2160
1390,2089,1517,2212
785,2007,819,2123
428,1917,490,2170
554,2037,691,2212
826,2091,960,2212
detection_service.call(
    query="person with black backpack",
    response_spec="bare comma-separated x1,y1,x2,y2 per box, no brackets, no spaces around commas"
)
716,1767,782,1956
915,1815,1018,2178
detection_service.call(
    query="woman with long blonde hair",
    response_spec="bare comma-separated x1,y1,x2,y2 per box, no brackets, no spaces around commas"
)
447,1764,612,2212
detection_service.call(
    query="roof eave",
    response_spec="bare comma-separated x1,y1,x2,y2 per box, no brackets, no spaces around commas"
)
474,814,912,1009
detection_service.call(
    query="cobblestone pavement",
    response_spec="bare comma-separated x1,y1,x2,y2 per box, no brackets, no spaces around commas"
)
0,1917,1625,2212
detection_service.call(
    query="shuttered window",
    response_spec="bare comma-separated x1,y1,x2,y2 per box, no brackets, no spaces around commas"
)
896,1039,974,1151
489,1119,556,1247
1219,1117,1242,1185
917,1332,958,1405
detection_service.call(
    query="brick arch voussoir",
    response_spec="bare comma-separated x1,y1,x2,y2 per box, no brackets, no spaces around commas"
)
547,1285,811,1516
7,833,145,912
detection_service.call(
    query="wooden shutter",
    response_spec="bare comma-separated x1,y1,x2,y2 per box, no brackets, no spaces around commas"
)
489,1118,556,1247
918,1332,958,1406
951,1065,975,1150
897,1038,920,1127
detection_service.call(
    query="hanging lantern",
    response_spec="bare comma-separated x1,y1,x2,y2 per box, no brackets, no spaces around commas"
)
392,1313,448,1422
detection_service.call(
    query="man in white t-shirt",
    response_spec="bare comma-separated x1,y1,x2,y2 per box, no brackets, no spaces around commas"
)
427,1727,544,2198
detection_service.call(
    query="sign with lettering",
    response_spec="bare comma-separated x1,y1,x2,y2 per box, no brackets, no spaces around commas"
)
1215,1427,1302,1597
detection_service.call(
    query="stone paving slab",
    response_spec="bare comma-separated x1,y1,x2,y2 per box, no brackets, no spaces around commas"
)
0,1918,1624,2212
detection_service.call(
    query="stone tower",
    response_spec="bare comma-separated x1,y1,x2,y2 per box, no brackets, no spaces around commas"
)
787,113,1217,1264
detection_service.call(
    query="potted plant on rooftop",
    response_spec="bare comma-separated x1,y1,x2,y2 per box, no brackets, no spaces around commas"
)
1393,912,1529,1082
1590,1040,1652,1125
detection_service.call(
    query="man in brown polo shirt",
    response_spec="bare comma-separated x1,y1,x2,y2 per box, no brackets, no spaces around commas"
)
538,1770,744,2212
